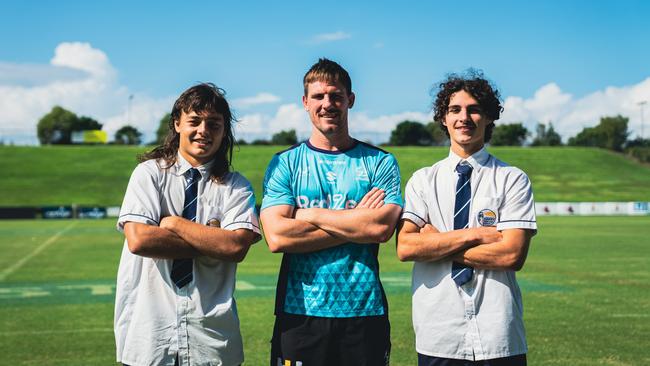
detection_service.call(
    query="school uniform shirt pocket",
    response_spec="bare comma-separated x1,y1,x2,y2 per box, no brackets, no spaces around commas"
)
471,197,503,227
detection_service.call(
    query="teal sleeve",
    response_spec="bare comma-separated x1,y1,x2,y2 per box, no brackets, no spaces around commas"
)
261,154,295,210
372,153,403,207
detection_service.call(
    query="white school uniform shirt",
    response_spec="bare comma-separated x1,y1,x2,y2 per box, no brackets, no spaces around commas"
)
401,147,537,361
115,154,260,366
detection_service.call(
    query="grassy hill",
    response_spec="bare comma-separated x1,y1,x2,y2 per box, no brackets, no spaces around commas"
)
1,145,649,206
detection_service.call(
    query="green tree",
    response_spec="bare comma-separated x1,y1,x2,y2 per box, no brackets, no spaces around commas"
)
114,125,143,145
531,122,562,146
271,129,298,145
568,115,628,152
156,113,172,144
36,106,78,144
389,120,432,146
491,123,529,146
37,106,103,145
425,122,448,146
74,116,102,131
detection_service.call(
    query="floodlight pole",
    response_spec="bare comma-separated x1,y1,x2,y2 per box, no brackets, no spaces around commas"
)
639,101,647,139
127,94,134,125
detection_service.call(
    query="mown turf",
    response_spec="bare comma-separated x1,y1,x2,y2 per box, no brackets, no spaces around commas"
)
1,145,650,206
1,216,649,365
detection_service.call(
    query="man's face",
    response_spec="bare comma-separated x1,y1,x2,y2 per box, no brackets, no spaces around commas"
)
174,110,224,166
302,80,355,137
444,90,492,155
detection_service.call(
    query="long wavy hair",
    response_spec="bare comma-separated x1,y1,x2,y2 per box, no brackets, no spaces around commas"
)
432,70,503,143
139,83,235,182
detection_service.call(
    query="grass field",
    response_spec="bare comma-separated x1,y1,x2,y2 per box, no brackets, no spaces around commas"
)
1,145,650,206
1,216,649,365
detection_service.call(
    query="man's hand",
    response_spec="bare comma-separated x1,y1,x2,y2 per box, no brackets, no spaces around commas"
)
472,226,503,245
419,224,502,245
295,188,387,222
356,187,385,209
160,215,181,232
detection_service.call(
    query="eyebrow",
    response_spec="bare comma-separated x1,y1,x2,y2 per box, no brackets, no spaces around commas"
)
188,115,224,120
448,103,482,108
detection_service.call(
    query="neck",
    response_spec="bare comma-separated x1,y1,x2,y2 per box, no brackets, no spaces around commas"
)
309,129,354,152
178,151,208,167
451,142,484,159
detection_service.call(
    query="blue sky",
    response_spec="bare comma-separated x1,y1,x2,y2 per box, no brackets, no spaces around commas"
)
1,0,649,144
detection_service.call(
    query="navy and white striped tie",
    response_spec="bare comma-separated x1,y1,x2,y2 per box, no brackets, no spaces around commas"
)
170,168,200,288
451,163,473,286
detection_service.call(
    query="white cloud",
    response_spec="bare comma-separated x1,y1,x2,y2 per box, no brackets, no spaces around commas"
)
232,92,281,109
309,31,351,44
50,42,116,81
236,103,310,141
0,62,88,87
501,78,650,140
0,42,170,144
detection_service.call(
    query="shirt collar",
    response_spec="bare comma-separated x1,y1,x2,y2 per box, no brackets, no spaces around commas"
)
446,147,490,172
174,152,213,179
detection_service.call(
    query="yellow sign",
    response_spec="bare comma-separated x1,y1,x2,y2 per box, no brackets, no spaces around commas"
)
71,130,107,144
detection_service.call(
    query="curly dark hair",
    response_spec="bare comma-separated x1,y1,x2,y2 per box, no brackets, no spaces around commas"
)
432,69,503,142
139,83,235,183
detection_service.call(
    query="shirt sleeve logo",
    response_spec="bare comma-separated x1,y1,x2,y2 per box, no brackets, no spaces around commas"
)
477,209,497,226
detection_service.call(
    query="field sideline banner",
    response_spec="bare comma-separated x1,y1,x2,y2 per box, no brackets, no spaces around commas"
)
535,202,649,216
1,202,649,220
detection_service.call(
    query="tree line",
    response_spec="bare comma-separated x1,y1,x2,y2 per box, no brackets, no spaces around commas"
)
35,106,650,162
37,106,142,145
386,115,650,162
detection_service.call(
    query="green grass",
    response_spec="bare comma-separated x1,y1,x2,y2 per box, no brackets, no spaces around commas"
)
1,216,649,365
1,145,650,206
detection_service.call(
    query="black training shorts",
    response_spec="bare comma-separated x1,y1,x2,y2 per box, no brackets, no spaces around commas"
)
270,312,391,366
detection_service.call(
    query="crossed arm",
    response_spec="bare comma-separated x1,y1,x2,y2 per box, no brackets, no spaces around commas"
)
261,188,403,253
396,220,533,271
124,218,260,262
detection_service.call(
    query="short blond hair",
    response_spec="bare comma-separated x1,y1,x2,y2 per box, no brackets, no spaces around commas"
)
303,58,352,96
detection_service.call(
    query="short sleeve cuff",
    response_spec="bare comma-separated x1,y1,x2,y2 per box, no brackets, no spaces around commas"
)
222,221,261,234
497,220,537,234
117,213,159,232
401,211,426,228
260,199,295,211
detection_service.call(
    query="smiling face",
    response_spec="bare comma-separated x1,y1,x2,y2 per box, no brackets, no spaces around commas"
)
303,80,355,140
444,90,493,157
174,110,224,166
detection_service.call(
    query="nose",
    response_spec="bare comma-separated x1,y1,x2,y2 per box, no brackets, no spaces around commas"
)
458,108,470,122
196,120,208,134
322,95,333,109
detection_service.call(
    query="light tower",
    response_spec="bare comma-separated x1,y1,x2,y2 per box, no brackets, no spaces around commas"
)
639,101,647,139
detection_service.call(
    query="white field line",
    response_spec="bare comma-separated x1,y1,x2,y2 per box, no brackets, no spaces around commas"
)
0,328,112,336
611,314,650,318
0,221,78,282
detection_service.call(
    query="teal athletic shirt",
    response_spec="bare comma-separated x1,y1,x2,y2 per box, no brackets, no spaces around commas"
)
261,140,403,317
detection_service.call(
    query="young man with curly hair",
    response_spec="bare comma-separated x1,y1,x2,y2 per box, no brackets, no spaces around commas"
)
397,71,537,366
115,83,261,366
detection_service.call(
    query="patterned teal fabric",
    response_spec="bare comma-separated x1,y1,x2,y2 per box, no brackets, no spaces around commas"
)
262,140,402,317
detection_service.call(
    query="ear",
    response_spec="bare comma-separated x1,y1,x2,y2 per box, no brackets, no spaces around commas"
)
348,92,355,109
302,95,308,110
174,119,181,133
